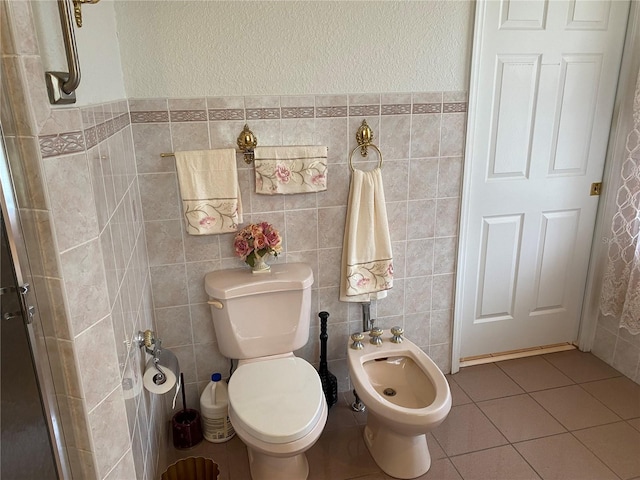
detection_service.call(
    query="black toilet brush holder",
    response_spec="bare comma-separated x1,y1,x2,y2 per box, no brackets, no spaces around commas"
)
318,311,338,409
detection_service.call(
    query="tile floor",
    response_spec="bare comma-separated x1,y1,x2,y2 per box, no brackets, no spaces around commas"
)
162,350,640,480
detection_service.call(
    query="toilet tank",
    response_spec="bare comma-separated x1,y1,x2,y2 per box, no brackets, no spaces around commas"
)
204,263,314,359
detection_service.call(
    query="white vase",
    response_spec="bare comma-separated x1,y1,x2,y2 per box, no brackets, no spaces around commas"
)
251,252,271,274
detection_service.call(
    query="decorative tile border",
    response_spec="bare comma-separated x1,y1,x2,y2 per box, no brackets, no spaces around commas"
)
39,112,131,158
39,132,85,158
40,94,467,157
170,110,207,122
382,104,411,115
114,112,129,131
281,106,314,119
349,105,380,117
246,108,280,120
209,108,244,121
128,96,465,123
105,118,114,137
316,106,348,118
130,111,169,123
96,122,108,143
413,103,442,114
443,102,467,113
84,126,98,150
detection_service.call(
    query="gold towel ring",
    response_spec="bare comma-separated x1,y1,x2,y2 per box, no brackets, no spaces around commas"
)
348,143,383,172
349,119,384,172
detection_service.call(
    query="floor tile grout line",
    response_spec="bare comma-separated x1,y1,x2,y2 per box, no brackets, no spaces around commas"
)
575,381,626,421
525,383,623,433
446,454,466,480
475,390,570,440
445,361,621,480
566,428,624,480
446,428,623,480
493,354,577,392
447,355,634,473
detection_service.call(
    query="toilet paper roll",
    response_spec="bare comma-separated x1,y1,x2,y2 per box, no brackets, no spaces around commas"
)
143,348,180,395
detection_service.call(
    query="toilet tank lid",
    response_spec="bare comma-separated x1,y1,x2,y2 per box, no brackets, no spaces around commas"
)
204,263,314,299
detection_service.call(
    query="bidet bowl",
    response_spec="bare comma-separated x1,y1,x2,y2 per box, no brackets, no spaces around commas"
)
363,355,436,408
348,332,451,434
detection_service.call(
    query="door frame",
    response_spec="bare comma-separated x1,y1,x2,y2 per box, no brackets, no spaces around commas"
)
577,0,640,353
451,0,638,374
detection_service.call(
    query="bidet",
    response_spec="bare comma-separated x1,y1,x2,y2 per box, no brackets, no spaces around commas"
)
347,330,451,479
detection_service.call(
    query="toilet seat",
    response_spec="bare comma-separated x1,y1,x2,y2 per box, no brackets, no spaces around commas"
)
228,357,325,444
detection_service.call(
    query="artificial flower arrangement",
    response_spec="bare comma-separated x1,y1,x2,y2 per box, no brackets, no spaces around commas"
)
233,222,283,272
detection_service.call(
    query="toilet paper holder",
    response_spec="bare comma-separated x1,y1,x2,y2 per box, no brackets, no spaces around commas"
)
135,329,168,385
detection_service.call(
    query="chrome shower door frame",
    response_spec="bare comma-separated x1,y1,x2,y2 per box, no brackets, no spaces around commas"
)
0,124,70,479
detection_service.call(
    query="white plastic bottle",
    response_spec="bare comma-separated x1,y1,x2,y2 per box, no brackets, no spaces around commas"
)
199,373,235,443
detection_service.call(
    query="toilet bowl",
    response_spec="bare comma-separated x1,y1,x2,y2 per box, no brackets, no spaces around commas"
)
347,330,451,479
204,263,326,480
227,355,327,480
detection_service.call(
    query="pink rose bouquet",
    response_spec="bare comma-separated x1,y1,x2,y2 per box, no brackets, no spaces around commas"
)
233,222,283,268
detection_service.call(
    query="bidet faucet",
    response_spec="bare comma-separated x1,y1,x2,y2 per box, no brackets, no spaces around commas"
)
391,326,404,343
350,332,365,350
369,327,383,346
362,302,374,332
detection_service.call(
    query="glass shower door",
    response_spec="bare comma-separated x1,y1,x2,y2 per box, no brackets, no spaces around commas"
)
0,210,58,479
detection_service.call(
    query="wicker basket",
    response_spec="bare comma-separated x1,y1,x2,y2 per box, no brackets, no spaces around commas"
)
160,457,219,480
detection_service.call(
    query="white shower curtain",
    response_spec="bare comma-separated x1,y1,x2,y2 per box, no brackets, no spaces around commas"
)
600,65,640,335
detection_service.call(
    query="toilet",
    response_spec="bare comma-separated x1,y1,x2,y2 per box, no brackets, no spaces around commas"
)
204,263,327,480
347,330,451,479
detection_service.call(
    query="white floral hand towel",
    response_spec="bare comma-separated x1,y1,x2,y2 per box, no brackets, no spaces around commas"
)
175,149,243,235
253,146,327,195
340,167,393,302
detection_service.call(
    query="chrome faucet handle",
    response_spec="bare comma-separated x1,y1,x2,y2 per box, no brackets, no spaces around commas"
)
350,332,365,350
369,327,383,346
390,326,404,344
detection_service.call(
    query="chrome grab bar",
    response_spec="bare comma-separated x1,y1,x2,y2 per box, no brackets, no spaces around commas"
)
45,0,81,104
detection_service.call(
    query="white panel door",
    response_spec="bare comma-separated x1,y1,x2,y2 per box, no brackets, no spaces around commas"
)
457,0,629,359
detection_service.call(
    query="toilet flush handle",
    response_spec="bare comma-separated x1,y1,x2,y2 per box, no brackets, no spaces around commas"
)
207,299,224,309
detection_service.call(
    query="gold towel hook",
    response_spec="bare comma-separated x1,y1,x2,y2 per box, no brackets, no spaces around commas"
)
73,0,100,28
237,124,258,164
356,120,374,157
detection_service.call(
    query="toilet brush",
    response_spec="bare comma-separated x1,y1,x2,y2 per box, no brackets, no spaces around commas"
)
318,311,338,409
171,372,203,449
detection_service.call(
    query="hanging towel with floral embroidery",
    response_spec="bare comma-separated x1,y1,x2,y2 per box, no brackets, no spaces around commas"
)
340,167,393,302
175,149,243,235
253,146,328,194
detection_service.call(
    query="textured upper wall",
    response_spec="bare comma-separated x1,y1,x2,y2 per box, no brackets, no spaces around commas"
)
31,0,126,106
115,1,474,97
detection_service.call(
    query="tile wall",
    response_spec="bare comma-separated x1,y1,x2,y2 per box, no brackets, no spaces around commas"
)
1,1,165,479
592,313,640,384
129,92,467,409
38,101,165,480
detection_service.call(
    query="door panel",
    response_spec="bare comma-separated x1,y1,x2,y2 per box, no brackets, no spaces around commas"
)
532,209,579,312
499,0,548,30
457,0,629,358
489,55,540,179
566,0,611,30
551,55,602,174
477,214,523,321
